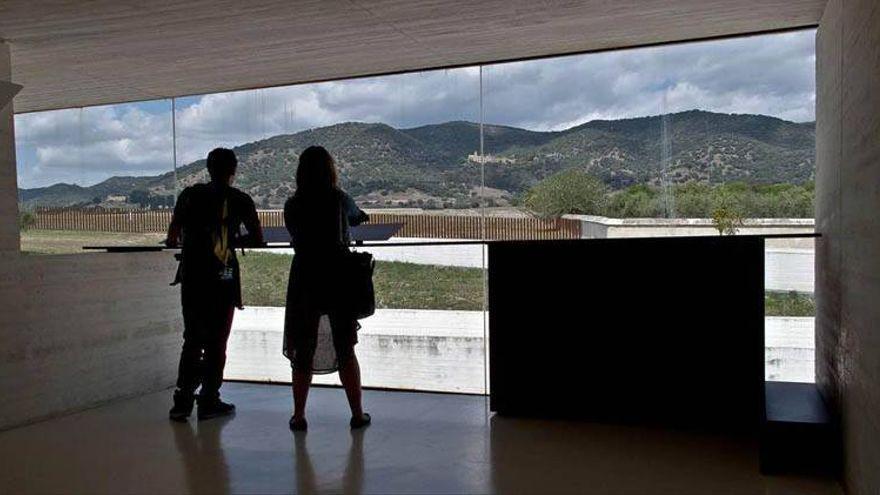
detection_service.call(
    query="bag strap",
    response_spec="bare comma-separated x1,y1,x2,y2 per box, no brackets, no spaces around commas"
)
337,192,348,248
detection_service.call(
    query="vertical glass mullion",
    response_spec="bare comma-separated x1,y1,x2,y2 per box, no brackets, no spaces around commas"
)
171,98,178,202
479,65,490,397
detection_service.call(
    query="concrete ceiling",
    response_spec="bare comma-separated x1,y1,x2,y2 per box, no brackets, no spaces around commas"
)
0,0,825,113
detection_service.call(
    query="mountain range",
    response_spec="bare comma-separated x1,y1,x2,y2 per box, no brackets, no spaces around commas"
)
18,110,815,209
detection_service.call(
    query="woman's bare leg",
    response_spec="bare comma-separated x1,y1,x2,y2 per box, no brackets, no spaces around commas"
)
338,354,364,419
292,368,313,422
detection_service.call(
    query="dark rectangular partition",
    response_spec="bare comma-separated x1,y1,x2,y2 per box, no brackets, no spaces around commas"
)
488,236,765,430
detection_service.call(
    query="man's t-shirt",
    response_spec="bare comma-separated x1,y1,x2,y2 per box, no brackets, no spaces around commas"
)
170,183,261,290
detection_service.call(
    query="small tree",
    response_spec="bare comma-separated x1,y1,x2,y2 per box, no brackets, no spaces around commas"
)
525,169,608,218
711,191,745,235
18,211,36,231
606,184,661,217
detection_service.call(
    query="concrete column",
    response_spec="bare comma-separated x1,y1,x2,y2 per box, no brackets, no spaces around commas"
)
815,0,843,417
816,0,880,493
0,42,20,253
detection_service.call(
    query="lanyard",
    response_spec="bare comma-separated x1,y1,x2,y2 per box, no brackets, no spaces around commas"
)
213,198,231,266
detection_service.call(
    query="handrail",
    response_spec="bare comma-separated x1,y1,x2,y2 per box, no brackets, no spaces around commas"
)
81,232,820,253
81,240,489,252
757,233,821,239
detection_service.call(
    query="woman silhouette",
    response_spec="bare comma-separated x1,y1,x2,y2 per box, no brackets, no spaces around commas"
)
283,146,371,431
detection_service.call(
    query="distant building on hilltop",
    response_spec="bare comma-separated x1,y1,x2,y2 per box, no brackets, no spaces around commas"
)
467,153,515,165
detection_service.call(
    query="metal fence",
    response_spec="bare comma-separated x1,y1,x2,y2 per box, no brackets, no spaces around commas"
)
30,207,581,240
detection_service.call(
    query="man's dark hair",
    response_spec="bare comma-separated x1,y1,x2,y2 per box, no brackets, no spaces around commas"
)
206,148,237,182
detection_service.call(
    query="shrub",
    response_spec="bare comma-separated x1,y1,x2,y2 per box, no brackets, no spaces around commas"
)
18,211,36,231
525,169,608,218
710,189,746,234
528,179,815,219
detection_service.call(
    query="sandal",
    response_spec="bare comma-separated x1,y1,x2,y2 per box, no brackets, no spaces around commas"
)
350,412,371,429
289,416,308,432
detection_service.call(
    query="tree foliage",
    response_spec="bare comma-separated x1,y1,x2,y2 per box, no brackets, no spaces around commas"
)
128,189,174,209
711,204,745,235
525,177,814,219
18,211,35,231
524,169,608,218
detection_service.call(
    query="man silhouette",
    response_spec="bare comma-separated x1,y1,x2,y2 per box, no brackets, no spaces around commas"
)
166,148,263,421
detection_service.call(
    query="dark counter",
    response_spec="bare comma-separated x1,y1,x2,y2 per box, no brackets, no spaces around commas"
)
488,236,766,431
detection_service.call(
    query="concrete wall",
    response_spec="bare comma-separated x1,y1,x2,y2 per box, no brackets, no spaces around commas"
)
765,248,815,293
226,307,487,393
0,43,182,430
226,307,814,391
815,1,880,493
0,252,182,429
0,44,19,253
565,215,816,248
765,317,816,383
815,0,844,430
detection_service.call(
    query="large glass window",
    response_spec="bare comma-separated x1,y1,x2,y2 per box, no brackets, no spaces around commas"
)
13,29,816,388
173,69,488,392
484,30,816,383
15,100,174,254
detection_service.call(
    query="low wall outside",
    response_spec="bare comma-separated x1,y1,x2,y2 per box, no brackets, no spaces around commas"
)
226,307,487,394
564,215,816,249
225,307,815,392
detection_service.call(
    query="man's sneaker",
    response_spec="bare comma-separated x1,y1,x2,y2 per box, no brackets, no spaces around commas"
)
169,390,195,422
197,397,236,420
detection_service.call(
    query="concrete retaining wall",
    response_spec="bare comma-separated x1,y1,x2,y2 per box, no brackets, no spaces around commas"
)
226,307,815,392
565,215,816,249
226,307,486,393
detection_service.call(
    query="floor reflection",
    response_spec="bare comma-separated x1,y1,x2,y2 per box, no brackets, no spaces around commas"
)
489,414,842,495
172,417,232,495
293,430,364,495
0,384,840,495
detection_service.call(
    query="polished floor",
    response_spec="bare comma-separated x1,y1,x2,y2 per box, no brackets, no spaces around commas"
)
0,383,841,494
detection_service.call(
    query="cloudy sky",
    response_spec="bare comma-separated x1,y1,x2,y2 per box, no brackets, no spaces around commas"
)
15,29,815,189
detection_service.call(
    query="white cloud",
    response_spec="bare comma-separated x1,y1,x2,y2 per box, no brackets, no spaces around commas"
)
15,29,815,188
172,68,481,164
482,29,815,129
16,105,173,188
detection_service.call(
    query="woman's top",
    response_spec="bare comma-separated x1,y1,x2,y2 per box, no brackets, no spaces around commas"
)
284,188,367,257
283,187,368,309
341,192,370,242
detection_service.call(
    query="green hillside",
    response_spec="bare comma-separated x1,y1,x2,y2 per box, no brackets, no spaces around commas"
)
18,110,815,209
